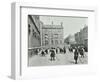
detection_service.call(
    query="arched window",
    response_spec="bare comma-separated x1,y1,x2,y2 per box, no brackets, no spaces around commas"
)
51,40,53,45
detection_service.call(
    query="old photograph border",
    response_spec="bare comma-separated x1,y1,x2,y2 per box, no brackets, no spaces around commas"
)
27,14,88,67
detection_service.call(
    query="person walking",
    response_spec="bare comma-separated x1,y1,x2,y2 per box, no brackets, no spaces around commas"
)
50,49,56,61
79,47,84,58
74,48,79,64
41,50,45,56
63,47,66,54
56,48,58,54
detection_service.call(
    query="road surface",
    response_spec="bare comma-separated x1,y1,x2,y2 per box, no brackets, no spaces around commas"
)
28,49,88,66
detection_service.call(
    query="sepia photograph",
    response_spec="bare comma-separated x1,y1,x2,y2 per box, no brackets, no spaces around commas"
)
28,15,88,66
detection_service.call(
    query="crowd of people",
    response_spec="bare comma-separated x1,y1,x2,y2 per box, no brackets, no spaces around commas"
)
69,45,86,64
29,45,87,64
29,47,67,61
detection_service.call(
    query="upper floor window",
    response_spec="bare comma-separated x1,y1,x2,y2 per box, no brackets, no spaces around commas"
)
54,34,58,38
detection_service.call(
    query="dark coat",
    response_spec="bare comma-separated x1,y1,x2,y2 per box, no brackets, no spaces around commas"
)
41,51,45,55
50,50,55,57
74,49,78,60
79,48,84,55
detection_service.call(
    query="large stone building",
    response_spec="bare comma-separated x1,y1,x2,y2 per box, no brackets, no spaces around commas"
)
28,15,64,49
41,22,64,48
28,15,41,48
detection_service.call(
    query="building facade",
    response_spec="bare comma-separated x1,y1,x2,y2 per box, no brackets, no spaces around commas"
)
28,15,41,48
75,32,80,44
28,15,64,49
41,23,64,48
74,25,88,46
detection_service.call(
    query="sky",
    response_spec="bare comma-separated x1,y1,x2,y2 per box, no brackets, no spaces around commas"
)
40,15,88,39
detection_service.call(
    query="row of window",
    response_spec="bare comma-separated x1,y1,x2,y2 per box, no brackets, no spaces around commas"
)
44,40,62,46
44,34,59,38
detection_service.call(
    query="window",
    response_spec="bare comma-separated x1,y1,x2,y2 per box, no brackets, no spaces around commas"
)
55,40,58,44
45,34,48,38
60,40,62,44
54,34,58,38
33,31,37,38
45,40,48,45
51,40,53,45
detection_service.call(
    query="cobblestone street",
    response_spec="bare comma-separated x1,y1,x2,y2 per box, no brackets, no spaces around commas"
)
28,49,88,66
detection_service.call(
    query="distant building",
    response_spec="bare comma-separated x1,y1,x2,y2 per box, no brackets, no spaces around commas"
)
81,25,88,46
41,22,64,48
64,35,76,44
75,32,80,44
74,25,88,46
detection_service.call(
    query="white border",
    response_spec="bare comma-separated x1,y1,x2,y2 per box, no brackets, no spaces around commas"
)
11,2,97,80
